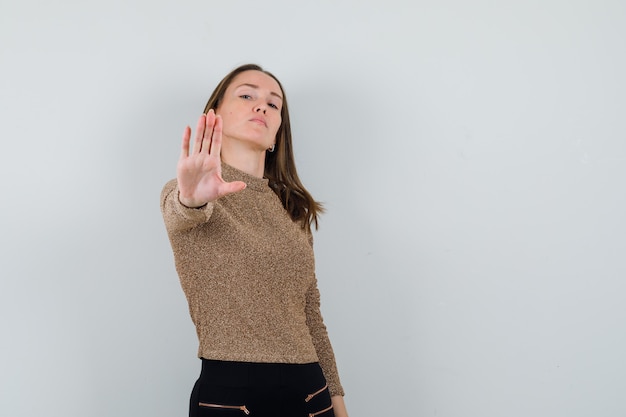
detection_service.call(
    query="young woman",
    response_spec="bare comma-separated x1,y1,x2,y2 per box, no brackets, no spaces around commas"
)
161,64,348,417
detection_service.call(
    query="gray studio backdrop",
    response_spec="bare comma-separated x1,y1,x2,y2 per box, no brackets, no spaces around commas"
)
1,1,625,416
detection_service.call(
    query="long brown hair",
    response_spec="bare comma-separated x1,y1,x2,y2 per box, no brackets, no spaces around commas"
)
203,64,323,232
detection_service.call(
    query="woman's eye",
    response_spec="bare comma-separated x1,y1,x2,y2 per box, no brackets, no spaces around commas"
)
268,103,279,110
240,94,252,99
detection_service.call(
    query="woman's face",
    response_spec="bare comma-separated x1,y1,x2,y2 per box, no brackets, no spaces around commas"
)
216,70,283,151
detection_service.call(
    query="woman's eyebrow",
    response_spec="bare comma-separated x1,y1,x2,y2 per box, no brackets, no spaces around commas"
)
236,83,283,101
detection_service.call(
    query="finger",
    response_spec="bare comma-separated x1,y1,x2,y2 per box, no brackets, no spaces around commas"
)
201,110,216,154
192,114,206,154
179,126,192,160
218,180,247,198
209,115,223,156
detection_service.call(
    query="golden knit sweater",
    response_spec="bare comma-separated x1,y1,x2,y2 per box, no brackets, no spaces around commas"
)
160,163,343,396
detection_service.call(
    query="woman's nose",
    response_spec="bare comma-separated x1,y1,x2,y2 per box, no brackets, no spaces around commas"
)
255,104,266,114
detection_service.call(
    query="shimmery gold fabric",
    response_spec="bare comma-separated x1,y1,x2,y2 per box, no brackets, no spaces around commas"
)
160,163,344,396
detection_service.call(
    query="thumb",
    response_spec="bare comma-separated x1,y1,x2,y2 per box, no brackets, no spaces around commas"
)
218,181,247,198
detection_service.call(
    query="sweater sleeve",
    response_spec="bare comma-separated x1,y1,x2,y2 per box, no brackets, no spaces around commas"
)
160,179,215,233
305,277,345,396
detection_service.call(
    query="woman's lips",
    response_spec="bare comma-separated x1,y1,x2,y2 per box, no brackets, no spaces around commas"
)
249,117,267,127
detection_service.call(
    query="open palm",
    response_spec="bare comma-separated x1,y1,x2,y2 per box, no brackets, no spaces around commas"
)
176,110,246,207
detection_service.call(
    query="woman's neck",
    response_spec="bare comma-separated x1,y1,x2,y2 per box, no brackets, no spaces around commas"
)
220,140,266,178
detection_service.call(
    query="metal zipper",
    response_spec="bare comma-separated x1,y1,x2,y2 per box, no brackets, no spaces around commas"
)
198,402,250,415
309,404,333,417
305,383,328,402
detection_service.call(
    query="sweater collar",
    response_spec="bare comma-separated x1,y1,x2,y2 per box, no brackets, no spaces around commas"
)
221,162,271,193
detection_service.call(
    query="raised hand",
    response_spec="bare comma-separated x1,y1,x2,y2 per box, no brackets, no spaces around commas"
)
176,109,246,208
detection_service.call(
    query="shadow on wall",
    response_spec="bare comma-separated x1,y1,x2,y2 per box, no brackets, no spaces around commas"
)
287,76,425,413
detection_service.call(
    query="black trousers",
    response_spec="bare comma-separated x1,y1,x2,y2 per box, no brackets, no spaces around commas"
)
189,359,335,417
